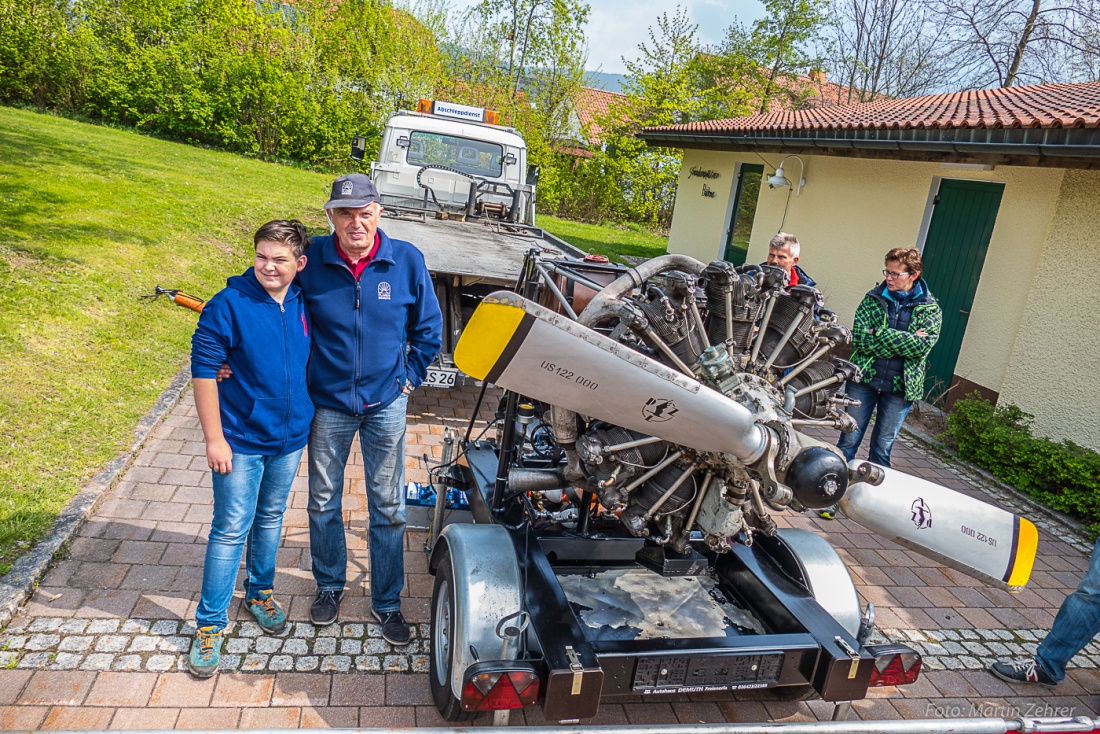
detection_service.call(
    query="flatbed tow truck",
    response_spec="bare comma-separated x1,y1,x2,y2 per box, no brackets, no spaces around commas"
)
352,98,587,389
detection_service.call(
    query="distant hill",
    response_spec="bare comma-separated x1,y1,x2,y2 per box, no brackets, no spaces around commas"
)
585,71,628,94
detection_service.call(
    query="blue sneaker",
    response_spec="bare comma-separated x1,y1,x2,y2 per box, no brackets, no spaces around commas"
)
247,589,287,634
187,626,222,678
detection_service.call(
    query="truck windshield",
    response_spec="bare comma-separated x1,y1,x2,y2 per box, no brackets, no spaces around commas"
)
407,132,504,178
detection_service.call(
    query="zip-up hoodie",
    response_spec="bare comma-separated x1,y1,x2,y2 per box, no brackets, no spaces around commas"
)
190,269,314,455
299,228,442,415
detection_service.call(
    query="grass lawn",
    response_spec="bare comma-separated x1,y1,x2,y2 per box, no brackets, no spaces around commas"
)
538,215,668,264
0,106,669,576
0,106,334,575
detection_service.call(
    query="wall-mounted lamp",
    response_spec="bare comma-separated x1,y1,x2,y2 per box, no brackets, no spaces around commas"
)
768,155,807,196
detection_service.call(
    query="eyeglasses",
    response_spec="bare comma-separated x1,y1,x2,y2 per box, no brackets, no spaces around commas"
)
883,270,910,279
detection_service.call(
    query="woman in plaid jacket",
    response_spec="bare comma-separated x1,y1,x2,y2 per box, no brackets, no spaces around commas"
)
836,247,941,468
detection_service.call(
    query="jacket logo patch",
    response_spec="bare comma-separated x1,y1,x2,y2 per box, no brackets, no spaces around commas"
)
341,180,354,195
378,282,392,300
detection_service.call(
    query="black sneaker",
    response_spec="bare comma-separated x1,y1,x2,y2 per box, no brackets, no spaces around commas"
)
372,608,411,646
989,659,1057,688
310,589,344,626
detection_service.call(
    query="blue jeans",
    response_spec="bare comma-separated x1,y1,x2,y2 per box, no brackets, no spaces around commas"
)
308,396,408,613
1036,538,1100,682
196,448,302,630
836,381,912,468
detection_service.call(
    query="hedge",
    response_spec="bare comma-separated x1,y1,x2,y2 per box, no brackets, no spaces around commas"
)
946,393,1100,538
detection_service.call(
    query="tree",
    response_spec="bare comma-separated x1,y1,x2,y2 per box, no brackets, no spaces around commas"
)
822,0,959,101
930,0,1100,87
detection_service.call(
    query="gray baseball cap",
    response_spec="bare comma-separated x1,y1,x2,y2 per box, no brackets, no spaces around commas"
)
324,173,381,210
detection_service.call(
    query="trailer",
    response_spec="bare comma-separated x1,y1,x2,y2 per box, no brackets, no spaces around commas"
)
352,99,588,388
415,251,975,725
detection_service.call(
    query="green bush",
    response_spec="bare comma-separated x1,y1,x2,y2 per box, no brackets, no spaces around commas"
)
947,393,1100,537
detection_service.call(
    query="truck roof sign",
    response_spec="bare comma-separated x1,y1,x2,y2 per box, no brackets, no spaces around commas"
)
417,99,499,125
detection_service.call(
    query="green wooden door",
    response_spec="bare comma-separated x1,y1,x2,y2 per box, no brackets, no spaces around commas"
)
921,179,1004,401
723,164,763,265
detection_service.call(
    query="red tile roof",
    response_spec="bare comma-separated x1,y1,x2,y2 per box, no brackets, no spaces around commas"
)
644,81,1100,134
573,86,629,145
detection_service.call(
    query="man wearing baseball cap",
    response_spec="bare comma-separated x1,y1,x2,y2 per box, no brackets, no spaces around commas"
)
298,173,442,643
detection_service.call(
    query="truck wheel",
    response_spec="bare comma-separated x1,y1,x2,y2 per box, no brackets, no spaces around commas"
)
430,551,478,722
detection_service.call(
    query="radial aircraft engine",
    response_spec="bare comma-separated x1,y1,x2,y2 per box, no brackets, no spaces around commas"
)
454,254,1037,591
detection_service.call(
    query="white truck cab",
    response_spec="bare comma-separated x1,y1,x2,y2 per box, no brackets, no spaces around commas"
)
364,99,535,225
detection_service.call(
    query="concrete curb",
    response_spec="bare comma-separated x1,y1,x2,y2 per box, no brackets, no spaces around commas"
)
0,363,193,632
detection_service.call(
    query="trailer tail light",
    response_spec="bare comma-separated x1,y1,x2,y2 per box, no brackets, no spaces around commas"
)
864,644,922,686
462,669,540,711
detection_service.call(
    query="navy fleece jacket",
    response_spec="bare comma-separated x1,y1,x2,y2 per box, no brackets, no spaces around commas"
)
190,270,314,455
299,228,442,415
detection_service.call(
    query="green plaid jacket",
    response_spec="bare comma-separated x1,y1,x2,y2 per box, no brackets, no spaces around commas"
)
849,282,942,401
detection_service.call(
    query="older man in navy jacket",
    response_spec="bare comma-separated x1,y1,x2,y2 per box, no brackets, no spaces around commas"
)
300,174,442,644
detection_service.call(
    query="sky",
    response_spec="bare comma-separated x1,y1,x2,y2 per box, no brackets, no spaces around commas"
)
445,0,767,75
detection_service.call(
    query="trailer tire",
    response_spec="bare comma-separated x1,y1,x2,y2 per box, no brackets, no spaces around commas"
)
430,550,478,722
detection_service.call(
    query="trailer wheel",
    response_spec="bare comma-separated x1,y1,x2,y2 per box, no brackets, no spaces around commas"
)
430,551,478,722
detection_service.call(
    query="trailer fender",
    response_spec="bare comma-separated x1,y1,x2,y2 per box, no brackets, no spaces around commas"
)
775,528,862,637
429,523,524,702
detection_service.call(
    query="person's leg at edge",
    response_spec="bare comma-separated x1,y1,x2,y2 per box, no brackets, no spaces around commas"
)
244,448,303,598
196,453,264,630
836,381,878,463
307,407,359,593
359,393,409,615
865,391,913,468
1035,538,1100,683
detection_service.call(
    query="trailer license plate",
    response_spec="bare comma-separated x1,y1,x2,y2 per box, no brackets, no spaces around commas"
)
632,653,784,692
423,367,458,388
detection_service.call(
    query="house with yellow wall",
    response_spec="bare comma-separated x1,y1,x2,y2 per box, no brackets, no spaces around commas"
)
639,82,1100,452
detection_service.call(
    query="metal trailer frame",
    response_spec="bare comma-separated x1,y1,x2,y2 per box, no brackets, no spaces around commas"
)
422,253,923,725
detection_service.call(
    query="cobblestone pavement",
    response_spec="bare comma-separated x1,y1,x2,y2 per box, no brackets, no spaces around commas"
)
0,383,1097,729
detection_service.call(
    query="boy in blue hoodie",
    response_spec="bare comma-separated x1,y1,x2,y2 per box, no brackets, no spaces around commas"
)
188,220,313,677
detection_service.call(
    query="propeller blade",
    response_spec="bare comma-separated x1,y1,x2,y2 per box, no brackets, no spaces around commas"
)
456,290,1038,591
454,291,769,461
841,466,1037,591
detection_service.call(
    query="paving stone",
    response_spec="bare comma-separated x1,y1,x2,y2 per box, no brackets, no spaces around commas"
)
218,654,242,671
0,652,17,668
355,656,382,672
5,617,30,634
226,638,252,654
146,655,178,672
340,639,363,655
95,636,129,653
241,654,269,672
50,653,84,670
28,618,64,633
58,636,92,652
113,655,144,672
269,655,294,672
295,656,319,671
120,619,152,634
237,622,263,638
58,620,89,635
383,655,409,672
283,639,309,655
81,653,115,671
17,652,51,669
364,638,391,655
313,637,337,655
294,622,316,638
26,634,60,651
2,635,27,650
86,620,121,634
129,636,159,652
255,637,283,654
158,636,190,653
342,624,365,638
320,655,352,672
411,654,429,673
150,620,180,635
